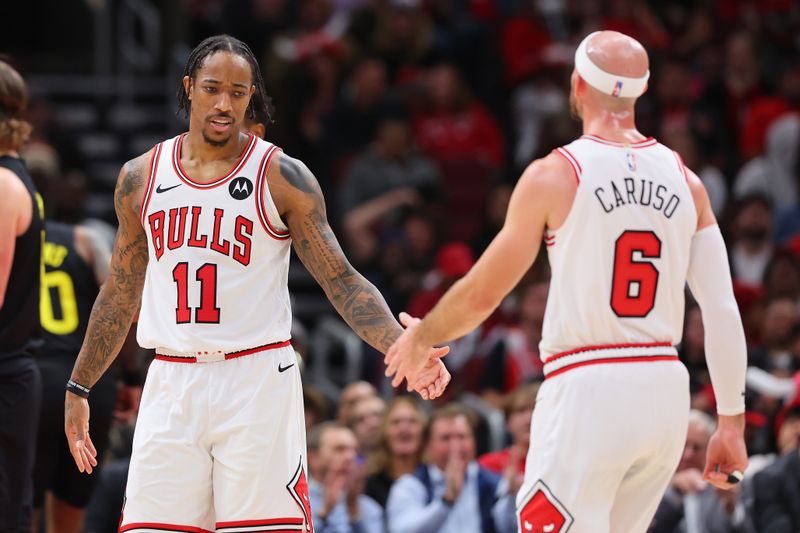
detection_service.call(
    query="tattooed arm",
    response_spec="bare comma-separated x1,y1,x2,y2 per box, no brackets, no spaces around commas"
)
65,150,151,473
269,153,450,397
270,153,403,352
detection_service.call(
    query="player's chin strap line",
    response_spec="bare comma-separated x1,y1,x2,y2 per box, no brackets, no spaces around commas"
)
66,378,91,399
574,31,649,98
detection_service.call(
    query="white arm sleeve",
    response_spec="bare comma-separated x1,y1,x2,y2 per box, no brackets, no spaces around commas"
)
686,224,747,415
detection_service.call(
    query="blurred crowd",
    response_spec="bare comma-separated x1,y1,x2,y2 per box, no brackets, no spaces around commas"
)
16,0,800,532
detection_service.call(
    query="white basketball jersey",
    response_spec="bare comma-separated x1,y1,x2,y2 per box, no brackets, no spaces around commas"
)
137,133,292,354
540,135,696,378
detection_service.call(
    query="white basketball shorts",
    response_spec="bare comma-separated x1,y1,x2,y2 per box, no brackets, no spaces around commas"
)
119,342,313,533
516,359,690,533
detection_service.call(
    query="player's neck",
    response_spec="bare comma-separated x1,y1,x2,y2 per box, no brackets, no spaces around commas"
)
582,108,646,144
183,129,246,164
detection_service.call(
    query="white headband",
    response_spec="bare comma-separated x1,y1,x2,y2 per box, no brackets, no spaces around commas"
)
574,32,649,98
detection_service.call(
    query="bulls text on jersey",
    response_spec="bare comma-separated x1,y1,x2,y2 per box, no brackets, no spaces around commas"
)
148,206,253,266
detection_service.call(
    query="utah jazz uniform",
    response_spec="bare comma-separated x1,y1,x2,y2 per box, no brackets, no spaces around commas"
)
121,134,311,533
34,221,117,510
0,155,43,532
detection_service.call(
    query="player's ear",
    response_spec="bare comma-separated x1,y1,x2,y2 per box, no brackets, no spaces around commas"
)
249,84,255,98
183,76,192,101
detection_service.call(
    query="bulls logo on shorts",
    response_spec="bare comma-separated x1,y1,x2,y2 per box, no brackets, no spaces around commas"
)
287,458,314,532
229,176,253,200
518,481,573,533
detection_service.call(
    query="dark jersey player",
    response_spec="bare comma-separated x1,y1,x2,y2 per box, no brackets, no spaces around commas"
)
0,59,45,533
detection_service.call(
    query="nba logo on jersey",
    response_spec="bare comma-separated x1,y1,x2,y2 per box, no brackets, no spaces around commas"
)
627,152,636,171
611,80,623,97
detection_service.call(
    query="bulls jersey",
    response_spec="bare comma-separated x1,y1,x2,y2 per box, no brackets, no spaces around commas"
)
539,135,696,378
137,133,291,354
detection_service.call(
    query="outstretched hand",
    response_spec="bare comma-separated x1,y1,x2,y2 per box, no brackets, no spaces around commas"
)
385,312,450,398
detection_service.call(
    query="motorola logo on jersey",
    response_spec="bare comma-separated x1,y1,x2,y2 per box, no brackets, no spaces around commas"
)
229,177,253,200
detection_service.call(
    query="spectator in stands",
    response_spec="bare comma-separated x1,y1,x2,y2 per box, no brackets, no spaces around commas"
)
323,58,389,178
365,397,427,508
304,384,332,433
729,194,774,288
366,0,435,83
734,114,799,211
749,297,798,373
751,400,800,531
739,61,800,161
650,410,749,532
413,63,505,171
339,109,442,264
477,282,548,395
308,422,384,533
386,404,516,533
337,381,378,424
762,250,800,304
471,185,512,255
349,395,386,458
695,30,764,175
478,382,539,492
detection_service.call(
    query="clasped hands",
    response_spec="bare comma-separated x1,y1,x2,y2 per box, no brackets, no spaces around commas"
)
385,312,451,400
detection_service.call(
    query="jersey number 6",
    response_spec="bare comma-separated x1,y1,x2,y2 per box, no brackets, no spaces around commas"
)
610,230,661,318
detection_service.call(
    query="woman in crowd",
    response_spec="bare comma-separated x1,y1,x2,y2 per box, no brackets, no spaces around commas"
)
364,396,428,508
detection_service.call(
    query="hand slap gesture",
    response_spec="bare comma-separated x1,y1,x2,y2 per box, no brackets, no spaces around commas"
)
385,312,450,398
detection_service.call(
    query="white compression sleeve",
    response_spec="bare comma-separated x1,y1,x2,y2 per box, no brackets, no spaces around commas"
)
686,224,747,415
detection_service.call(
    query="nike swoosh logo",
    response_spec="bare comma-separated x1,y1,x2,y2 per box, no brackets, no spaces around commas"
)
156,183,182,193
278,362,295,373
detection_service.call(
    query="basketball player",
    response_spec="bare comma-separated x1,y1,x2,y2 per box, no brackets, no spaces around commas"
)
385,31,748,533
64,34,449,533
0,59,45,533
33,220,121,533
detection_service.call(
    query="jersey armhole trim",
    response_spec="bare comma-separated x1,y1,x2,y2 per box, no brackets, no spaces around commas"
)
672,150,689,183
139,143,162,226
554,147,581,184
255,146,290,241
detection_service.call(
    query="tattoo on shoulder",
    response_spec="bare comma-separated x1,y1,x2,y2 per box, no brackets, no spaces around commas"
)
279,155,320,195
115,153,149,215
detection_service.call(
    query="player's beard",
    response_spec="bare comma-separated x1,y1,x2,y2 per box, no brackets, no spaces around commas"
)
202,129,233,147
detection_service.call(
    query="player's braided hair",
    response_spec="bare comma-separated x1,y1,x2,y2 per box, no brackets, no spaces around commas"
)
177,34,274,124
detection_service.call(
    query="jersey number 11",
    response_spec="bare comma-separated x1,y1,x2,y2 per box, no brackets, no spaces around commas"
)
172,262,220,323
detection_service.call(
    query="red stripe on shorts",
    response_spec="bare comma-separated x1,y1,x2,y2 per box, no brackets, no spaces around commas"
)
545,354,679,379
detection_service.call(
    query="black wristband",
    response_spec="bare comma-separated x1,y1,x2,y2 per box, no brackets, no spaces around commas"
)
66,379,90,399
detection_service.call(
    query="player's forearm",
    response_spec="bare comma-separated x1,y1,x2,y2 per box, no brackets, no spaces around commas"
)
71,275,141,387
325,267,403,354
687,225,747,415
414,276,497,347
